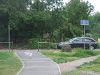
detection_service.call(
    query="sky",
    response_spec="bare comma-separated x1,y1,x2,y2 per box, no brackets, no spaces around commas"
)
63,0,100,12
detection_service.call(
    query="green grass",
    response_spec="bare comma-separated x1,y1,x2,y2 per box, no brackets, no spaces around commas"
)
0,51,22,75
78,57,100,72
62,70,92,75
41,48,98,63
41,50,79,63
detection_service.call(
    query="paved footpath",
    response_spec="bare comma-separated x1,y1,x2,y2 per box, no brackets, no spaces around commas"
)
16,50,60,75
59,55,100,72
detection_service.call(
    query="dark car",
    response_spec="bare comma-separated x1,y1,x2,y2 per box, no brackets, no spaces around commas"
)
57,37,97,50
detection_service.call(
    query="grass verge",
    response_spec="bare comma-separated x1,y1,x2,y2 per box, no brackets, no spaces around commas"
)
63,56,100,75
0,51,22,75
78,56,100,72
62,70,92,75
41,48,99,63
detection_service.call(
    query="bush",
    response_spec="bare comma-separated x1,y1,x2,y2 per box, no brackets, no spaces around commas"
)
47,43,56,49
73,48,96,57
97,43,100,49
38,42,56,49
27,38,41,49
61,44,72,52
27,38,56,49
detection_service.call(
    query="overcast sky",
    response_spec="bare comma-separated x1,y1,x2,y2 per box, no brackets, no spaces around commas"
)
63,0,100,12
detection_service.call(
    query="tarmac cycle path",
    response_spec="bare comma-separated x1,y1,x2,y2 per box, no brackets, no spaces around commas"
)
16,50,60,75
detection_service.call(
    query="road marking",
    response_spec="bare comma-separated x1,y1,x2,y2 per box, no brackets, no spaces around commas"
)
16,50,61,75
24,51,33,56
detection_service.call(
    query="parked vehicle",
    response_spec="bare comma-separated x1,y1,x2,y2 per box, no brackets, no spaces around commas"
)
57,37,97,50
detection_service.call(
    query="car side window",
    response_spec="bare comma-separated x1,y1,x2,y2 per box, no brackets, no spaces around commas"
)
83,38,95,42
72,38,82,43
83,39,90,42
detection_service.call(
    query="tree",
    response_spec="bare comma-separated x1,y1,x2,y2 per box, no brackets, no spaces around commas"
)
0,0,95,45
0,0,30,42
89,12,100,34
62,0,94,37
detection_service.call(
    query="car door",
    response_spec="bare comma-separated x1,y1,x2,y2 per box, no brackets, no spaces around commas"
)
71,38,83,48
82,38,91,48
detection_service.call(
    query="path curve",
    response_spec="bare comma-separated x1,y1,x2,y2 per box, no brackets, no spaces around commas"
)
16,50,60,75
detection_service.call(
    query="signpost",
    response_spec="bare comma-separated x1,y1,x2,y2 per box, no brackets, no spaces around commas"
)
8,24,11,52
80,20,89,36
80,20,89,49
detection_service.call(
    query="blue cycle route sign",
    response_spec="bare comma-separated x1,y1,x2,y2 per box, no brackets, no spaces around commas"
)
80,20,89,25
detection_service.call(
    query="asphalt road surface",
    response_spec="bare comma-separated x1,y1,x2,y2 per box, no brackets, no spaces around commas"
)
16,50,60,75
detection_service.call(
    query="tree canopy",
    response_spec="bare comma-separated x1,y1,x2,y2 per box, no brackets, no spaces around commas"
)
0,0,95,43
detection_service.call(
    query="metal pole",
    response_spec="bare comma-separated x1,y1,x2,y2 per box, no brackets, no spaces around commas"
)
8,24,11,51
84,25,85,50
11,42,13,51
38,42,39,52
84,25,85,37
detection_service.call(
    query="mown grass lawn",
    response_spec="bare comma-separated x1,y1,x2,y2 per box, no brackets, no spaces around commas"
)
0,51,22,75
78,56,100,72
41,48,99,63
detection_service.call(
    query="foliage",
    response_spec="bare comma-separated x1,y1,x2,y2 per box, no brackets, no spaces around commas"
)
27,38,56,49
61,44,72,52
97,43,100,49
27,38,41,49
89,12,100,39
62,0,94,37
0,0,94,47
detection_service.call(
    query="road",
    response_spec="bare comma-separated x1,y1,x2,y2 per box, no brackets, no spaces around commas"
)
16,50,60,75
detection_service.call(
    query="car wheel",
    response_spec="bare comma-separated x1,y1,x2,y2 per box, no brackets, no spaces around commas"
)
89,46,94,50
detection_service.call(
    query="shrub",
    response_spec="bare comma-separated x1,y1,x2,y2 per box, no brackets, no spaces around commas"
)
27,38,56,49
47,43,56,49
97,43,100,49
61,44,72,52
27,38,41,49
39,42,57,49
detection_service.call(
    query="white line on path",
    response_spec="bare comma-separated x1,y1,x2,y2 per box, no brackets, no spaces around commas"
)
16,50,61,75
15,52,24,75
24,51,33,56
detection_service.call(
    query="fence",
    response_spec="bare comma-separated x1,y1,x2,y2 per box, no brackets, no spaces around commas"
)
0,42,13,51
37,42,58,51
